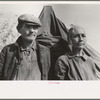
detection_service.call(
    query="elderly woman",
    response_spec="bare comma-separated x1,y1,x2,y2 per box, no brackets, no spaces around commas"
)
55,25,99,80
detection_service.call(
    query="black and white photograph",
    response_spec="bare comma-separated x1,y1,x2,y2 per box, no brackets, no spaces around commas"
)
0,1,100,99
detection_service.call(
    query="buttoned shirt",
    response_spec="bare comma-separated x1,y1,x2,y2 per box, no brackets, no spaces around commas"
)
14,42,41,80
55,51,99,80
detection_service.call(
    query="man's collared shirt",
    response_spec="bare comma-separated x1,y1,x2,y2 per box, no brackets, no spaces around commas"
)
55,51,98,80
14,41,41,80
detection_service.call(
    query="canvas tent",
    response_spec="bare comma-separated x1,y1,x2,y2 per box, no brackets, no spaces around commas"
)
36,6,100,79
37,6,100,58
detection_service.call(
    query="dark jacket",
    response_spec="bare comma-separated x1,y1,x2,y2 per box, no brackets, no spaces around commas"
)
0,36,50,80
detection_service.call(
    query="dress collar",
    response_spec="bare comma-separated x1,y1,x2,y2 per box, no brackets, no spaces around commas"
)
67,51,88,61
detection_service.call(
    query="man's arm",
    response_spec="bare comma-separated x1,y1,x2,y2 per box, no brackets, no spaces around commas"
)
0,47,6,79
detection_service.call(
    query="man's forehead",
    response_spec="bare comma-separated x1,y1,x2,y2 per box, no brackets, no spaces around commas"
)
24,23,39,28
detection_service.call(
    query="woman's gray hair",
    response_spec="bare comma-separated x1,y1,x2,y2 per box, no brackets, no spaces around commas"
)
68,24,85,39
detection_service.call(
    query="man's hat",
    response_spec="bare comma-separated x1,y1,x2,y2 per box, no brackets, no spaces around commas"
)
18,14,42,27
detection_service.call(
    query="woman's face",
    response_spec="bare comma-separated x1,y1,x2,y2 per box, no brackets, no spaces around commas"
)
70,28,87,49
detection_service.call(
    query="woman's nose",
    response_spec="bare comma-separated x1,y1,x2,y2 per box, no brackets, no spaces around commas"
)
79,35,83,41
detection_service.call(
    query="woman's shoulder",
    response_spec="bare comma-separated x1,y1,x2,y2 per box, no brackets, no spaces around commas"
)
57,53,69,61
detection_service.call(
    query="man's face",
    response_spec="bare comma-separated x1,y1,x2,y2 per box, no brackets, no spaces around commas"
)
19,23,39,41
70,28,87,49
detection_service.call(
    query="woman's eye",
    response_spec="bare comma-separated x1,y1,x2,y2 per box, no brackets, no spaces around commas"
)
73,35,78,38
82,34,86,37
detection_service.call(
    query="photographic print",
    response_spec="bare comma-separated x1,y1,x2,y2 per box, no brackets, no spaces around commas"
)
0,1,100,99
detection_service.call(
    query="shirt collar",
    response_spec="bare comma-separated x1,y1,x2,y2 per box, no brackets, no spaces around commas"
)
67,51,88,61
20,41,37,52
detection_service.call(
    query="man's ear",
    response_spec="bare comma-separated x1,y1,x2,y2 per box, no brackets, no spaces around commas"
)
16,26,21,33
16,26,19,33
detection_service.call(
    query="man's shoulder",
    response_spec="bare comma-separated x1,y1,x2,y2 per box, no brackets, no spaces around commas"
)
37,42,49,50
1,43,17,53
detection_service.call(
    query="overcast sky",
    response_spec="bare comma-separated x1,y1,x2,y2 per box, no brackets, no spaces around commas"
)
0,2,100,53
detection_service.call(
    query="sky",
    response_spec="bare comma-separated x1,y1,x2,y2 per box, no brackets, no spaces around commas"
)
0,2,100,53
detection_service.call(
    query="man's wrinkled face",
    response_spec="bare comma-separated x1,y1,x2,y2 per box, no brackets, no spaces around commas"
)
70,28,87,49
19,23,39,41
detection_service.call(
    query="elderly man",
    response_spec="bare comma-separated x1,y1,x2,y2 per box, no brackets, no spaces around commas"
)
0,14,50,80
55,25,100,80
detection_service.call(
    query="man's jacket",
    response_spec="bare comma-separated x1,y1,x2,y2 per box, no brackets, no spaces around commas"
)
0,36,50,80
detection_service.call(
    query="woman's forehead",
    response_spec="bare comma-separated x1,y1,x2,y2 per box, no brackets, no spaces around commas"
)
72,27,86,35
